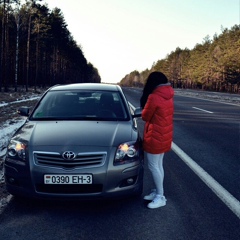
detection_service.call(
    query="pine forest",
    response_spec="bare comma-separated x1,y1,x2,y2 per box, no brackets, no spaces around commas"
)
0,0,101,92
120,26,240,93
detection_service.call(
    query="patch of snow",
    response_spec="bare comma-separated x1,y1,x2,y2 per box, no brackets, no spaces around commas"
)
0,194,13,214
0,96,39,108
174,89,240,105
0,94,41,213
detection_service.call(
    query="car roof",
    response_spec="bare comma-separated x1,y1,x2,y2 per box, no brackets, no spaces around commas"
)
49,83,121,92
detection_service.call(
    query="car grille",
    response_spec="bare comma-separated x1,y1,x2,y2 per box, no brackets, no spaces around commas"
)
33,151,106,169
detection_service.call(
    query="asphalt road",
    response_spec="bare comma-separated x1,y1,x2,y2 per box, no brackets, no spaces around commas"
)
0,88,239,240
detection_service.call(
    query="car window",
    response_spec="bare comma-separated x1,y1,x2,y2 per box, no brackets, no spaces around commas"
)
31,90,129,121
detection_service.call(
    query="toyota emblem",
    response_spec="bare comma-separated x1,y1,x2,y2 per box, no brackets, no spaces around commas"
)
62,151,76,160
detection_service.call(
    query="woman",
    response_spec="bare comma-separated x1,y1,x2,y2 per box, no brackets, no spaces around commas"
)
140,71,174,209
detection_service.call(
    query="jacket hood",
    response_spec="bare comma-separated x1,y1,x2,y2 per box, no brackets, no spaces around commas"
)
153,84,174,100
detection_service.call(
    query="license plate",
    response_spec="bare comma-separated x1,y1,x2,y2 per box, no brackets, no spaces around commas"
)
44,174,92,184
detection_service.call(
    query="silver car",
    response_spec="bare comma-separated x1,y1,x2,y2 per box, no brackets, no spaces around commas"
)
4,83,143,199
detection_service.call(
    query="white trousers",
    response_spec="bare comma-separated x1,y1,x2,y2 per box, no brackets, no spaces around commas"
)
146,152,165,197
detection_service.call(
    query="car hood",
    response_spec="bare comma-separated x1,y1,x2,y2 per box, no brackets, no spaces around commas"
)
15,121,134,147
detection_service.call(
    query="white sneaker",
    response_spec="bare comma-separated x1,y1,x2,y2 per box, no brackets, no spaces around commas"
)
147,195,166,209
143,189,156,201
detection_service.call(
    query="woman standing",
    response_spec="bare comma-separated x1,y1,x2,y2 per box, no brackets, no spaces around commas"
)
140,71,174,209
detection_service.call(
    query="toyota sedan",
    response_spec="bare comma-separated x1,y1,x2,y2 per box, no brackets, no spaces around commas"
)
4,83,143,199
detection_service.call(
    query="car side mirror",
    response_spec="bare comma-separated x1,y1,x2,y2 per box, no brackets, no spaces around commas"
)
17,107,30,117
132,107,142,118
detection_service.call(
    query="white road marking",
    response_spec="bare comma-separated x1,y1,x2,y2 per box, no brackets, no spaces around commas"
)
171,142,240,219
192,107,213,113
130,103,240,219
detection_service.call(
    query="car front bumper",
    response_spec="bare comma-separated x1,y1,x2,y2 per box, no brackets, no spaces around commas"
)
4,155,144,200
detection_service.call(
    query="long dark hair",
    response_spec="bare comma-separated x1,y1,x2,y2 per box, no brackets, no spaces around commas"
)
140,71,168,108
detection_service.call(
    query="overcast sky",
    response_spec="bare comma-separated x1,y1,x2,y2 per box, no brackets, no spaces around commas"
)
43,0,239,83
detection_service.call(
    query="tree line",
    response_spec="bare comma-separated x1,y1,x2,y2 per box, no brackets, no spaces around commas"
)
120,25,240,93
0,0,101,92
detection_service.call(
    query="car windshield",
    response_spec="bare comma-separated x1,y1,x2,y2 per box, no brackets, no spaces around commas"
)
31,90,130,121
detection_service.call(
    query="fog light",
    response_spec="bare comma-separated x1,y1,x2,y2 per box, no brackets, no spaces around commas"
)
119,176,137,188
8,177,15,183
127,178,134,185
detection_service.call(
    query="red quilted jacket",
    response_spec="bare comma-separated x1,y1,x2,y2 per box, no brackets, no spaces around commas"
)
142,84,174,154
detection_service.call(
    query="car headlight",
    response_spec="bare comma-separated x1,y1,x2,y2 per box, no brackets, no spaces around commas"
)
114,141,140,165
7,140,27,162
